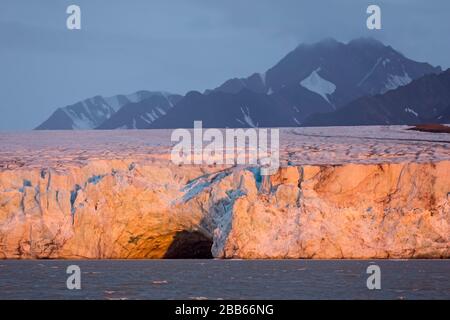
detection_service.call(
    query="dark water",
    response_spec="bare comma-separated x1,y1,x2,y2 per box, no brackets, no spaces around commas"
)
0,260,448,300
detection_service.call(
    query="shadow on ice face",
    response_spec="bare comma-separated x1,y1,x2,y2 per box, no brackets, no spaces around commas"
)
163,230,213,259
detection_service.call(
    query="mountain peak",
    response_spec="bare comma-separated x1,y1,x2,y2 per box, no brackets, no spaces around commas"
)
295,37,385,52
36,37,442,130
296,37,341,50
348,37,385,48
317,37,340,45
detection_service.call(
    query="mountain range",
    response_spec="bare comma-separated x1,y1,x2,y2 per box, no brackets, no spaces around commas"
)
303,69,450,126
36,91,181,130
36,38,445,130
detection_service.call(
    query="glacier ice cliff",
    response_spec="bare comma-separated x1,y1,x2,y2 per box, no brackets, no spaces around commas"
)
0,127,449,259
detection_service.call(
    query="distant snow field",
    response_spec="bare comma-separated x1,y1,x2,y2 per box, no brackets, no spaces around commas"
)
0,126,449,170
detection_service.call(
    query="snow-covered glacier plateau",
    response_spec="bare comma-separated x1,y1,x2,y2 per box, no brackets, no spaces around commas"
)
0,126,449,259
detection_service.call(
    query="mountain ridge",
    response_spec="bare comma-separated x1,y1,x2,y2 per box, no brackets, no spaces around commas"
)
303,68,450,126
35,38,442,130
35,91,179,130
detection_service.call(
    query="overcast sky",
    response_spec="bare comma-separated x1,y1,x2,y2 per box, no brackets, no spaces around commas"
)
1,0,449,130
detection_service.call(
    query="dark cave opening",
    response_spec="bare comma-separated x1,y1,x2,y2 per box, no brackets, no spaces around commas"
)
163,230,213,259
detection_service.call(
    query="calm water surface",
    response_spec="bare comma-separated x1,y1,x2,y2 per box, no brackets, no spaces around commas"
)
0,260,448,300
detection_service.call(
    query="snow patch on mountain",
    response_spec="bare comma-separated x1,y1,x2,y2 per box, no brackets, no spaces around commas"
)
161,92,175,107
67,110,96,130
404,107,419,117
156,107,166,115
127,92,143,103
300,68,336,105
63,100,112,130
358,57,383,87
142,112,162,124
384,72,412,92
236,106,258,128
144,112,157,122
103,96,123,112
259,72,267,87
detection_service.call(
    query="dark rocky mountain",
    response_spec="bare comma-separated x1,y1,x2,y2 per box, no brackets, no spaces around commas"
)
97,93,182,129
35,91,167,130
212,37,440,107
35,38,441,130
148,89,301,129
302,69,450,126
146,38,440,128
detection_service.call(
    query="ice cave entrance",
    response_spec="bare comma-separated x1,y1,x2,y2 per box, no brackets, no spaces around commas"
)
163,230,213,259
